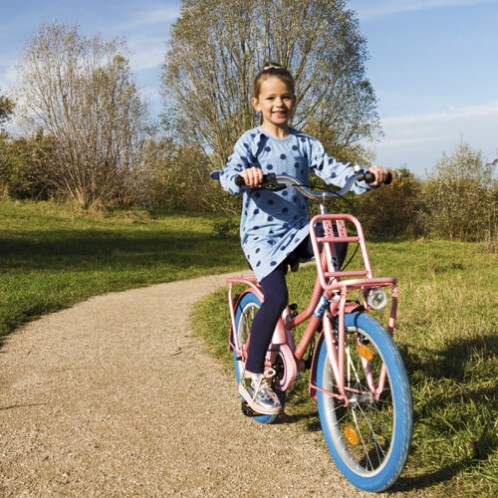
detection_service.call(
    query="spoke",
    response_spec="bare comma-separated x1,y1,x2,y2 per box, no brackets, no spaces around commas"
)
345,344,363,387
338,332,392,470
354,400,389,465
350,407,376,470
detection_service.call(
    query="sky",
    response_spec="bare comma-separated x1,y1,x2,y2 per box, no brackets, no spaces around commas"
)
1,0,497,177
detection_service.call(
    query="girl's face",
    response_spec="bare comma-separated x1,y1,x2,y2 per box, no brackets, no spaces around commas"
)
252,77,295,131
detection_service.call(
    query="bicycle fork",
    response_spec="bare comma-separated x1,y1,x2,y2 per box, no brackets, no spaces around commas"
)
319,290,394,406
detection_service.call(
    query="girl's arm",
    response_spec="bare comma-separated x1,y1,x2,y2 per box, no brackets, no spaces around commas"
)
219,133,259,195
309,138,388,193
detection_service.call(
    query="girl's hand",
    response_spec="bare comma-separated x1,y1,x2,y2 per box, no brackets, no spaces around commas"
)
240,167,264,188
368,166,391,186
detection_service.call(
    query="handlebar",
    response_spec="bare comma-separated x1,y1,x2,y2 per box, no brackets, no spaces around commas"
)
210,168,392,201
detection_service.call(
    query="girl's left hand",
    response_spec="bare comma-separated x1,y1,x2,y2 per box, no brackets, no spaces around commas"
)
368,166,391,186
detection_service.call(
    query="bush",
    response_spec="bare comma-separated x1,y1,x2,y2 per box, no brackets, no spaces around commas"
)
422,142,498,242
0,132,54,200
142,136,241,213
353,167,423,238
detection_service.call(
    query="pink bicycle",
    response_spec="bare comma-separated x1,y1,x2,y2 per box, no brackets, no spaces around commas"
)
212,169,413,492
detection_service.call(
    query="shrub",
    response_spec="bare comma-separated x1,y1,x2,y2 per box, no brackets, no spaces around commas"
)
353,167,423,238
422,142,498,242
0,132,54,200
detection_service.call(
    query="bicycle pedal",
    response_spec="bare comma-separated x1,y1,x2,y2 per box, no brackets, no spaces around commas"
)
241,401,262,417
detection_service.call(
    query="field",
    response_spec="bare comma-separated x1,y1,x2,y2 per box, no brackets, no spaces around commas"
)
1,200,497,496
194,236,498,496
0,200,245,339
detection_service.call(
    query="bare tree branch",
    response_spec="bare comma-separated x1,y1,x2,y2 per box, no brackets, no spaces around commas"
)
15,23,148,208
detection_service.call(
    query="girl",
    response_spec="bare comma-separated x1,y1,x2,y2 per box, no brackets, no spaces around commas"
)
219,62,389,415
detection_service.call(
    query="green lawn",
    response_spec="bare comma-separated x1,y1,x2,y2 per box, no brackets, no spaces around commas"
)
0,200,245,338
1,200,497,496
194,238,498,497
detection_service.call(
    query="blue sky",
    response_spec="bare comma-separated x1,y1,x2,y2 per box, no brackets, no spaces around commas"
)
1,0,497,177
349,0,498,176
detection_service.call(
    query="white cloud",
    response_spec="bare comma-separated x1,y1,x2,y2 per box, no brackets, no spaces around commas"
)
128,36,166,72
134,7,179,26
372,101,498,175
112,6,179,82
0,63,17,93
352,0,494,20
116,6,180,31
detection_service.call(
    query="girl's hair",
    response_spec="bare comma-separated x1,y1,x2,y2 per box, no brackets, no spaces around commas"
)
253,61,295,98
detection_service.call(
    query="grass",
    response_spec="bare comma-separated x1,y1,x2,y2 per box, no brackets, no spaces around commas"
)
193,238,498,497
2,200,497,495
0,200,246,339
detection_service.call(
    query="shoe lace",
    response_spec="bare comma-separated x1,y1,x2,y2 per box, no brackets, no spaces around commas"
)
254,368,276,392
263,367,276,382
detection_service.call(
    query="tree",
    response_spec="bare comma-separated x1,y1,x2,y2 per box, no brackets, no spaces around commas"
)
0,92,14,131
162,0,380,167
422,142,498,241
14,23,148,208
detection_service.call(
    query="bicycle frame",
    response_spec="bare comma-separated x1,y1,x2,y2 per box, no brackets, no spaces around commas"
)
227,209,398,407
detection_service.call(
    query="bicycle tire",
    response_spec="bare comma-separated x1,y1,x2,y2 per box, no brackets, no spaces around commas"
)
233,291,282,424
315,311,412,492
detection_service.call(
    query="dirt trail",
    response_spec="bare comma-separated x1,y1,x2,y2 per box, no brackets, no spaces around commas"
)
0,272,394,497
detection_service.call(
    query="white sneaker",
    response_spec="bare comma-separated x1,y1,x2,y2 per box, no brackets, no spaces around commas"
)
239,369,281,415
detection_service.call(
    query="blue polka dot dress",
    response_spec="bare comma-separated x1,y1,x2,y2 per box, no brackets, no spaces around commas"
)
219,127,370,283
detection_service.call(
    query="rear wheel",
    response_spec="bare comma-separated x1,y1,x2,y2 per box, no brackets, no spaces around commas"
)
233,291,283,424
315,312,412,492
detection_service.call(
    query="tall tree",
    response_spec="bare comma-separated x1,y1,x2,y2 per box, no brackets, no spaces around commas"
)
162,0,380,166
15,23,148,208
0,91,14,131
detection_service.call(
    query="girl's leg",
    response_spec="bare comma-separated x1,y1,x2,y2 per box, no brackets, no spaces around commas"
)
299,234,348,267
239,265,287,414
244,233,347,375
244,264,288,374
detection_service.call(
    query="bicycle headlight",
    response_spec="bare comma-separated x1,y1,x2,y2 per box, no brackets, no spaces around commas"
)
364,287,388,310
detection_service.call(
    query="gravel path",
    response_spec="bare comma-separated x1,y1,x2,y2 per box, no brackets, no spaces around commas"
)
0,272,403,497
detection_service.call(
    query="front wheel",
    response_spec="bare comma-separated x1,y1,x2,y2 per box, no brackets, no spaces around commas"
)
315,312,413,492
233,291,283,424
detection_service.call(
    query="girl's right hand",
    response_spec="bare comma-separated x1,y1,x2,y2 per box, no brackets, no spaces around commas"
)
239,167,264,188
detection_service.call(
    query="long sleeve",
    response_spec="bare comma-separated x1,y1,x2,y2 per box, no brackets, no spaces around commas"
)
219,130,258,196
309,138,371,194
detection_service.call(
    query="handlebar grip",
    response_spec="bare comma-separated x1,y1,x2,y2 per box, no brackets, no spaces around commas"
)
235,175,246,187
234,173,285,191
364,171,393,185
364,171,375,184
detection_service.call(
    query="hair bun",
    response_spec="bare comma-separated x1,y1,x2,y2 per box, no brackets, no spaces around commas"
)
263,61,283,71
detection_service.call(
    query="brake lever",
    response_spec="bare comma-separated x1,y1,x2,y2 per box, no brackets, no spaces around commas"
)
234,172,287,191
259,173,287,191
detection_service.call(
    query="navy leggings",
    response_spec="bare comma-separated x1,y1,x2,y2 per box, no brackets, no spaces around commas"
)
245,236,347,374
